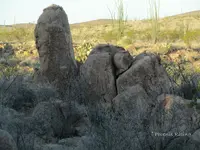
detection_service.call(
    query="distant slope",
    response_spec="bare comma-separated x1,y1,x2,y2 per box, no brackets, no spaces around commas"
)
165,10,200,19
70,19,114,28
0,23,35,28
14,23,35,28
1,10,200,28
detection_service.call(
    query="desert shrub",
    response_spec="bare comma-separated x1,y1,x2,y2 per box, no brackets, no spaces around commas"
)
104,28,155,43
18,56,39,68
6,57,20,67
154,43,172,54
182,30,200,48
176,20,200,48
0,73,59,112
12,27,33,43
0,28,12,42
103,29,119,43
74,41,94,63
124,29,136,40
86,104,128,150
138,29,152,41
162,55,189,84
86,98,155,150
29,83,59,103
0,64,18,79
0,26,34,43
162,55,200,101
0,75,36,111
158,30,180,42
179,77,200,100
117,36,133,47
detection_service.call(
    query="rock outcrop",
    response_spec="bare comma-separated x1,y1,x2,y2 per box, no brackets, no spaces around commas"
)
117,52,175,98
80,44,133,103
111,90,200,150
34,4,77,93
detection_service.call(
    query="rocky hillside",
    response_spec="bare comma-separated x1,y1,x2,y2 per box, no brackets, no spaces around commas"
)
1,4,200,150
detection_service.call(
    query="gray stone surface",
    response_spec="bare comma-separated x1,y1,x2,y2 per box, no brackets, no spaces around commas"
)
112,90,200,150
80,44,133,103
0,129,18,150
34,4,77,92
117,52,174,98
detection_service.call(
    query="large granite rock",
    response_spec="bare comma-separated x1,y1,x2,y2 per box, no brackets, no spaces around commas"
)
80,44,133,103
34,4,77,92
117,52,175,99
111,88,200,150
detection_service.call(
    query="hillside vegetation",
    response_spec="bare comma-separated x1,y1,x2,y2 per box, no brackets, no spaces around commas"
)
1,10,200,78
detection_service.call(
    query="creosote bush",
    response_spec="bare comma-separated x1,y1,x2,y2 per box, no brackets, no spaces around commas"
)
162,54,200,103
74,41,94,63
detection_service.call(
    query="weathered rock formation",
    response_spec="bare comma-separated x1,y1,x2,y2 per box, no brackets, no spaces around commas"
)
34,4,77,93
80,44,133,103
117,52,175,98
112,87,200,149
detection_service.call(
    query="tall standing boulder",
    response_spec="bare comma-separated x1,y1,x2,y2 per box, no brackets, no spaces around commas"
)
34,4,77,93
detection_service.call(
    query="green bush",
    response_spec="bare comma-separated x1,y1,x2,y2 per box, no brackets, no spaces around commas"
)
117,36,133,47
182,30,200,48
74,41,94,63
176,20,200,48
138,29,152,41
0,27,34,43
159,30,180,42
103,29,119,42
0,64,18,79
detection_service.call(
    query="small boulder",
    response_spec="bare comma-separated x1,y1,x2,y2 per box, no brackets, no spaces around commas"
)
0,129,17,150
